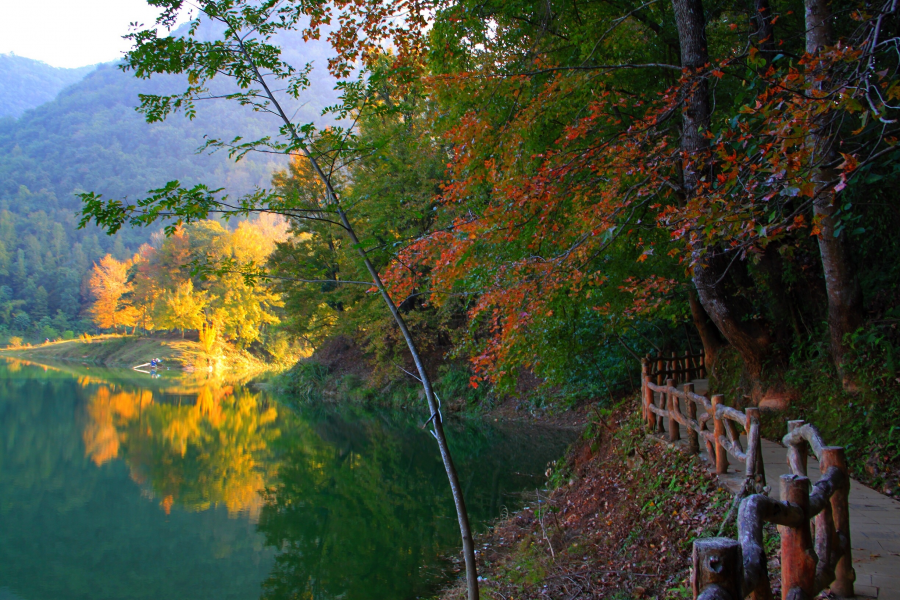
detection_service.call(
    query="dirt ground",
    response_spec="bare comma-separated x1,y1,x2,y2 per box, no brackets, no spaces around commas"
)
435,399,781,600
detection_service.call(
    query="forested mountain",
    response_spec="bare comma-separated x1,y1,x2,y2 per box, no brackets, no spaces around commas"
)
0,32,337,339
0,54,95,119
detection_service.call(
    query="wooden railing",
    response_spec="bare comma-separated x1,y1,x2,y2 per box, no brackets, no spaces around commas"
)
641,359,765,484
690,425,855,600
640,355,855,599
646,351,707,386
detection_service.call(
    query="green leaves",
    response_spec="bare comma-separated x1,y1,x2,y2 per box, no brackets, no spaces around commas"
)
78,181,225,235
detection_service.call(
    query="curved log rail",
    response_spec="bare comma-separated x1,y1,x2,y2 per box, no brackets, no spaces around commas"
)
639,359,855,598
691,422,855,600
640,359,765,484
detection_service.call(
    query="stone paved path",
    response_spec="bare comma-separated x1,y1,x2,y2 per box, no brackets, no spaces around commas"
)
652,380,900,599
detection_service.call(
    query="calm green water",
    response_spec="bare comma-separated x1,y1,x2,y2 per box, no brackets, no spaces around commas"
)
0,358,573,600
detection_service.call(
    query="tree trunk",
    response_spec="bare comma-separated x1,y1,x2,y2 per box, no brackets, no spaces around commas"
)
751,0,777,59
673,0,774,396
237,42,481,600
805,0,866,391
688,290,725,377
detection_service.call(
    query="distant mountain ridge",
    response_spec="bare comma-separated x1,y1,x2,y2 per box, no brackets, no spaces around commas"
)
0,54,97,119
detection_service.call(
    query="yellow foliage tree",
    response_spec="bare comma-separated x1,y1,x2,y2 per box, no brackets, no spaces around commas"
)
155,280,207,337
88,254,138,332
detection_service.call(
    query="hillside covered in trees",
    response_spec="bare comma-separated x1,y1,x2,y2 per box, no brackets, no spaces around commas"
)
0,28,338,341
0,53,96,119
77,0,898,401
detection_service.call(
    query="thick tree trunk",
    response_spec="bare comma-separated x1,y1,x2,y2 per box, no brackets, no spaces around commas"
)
673,0,774,395
805,0,866,391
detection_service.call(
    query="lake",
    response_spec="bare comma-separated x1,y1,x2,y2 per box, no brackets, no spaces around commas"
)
0,358,573,600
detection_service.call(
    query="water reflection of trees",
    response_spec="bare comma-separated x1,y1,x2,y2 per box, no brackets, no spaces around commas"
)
257,414,463,600
6,358,573,600
81,380,280,519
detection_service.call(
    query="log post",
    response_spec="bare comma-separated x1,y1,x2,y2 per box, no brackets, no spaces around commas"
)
787,420,808,476
656,374,667,434
814,493,836,591
657,357,665,386
642,359,653,430
692,538,743,600
667,377,680,442
820,447,855,597
779,475,816,600
745,407,765,487
712,394,729,474
685,382,699,454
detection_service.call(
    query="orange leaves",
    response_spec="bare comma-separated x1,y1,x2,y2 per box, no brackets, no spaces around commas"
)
375,31,894,384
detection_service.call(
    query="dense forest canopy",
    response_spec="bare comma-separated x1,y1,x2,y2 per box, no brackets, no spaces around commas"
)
86,217,289,349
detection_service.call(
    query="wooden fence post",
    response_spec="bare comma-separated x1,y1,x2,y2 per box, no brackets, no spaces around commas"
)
685,382,699,454
692,538,743,600
820,447,855,597
667,377,680,442
712,394,729,475
744,407,765,487
657,356,665,386
642,359,653,430
786,420,808,476
656,375,666,434
779,475,815,600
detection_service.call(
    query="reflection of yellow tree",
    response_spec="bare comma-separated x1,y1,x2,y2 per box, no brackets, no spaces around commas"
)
83,387,153,466
80,380,280,519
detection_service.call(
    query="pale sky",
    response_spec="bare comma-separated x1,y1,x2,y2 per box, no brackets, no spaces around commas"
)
0,0,188,69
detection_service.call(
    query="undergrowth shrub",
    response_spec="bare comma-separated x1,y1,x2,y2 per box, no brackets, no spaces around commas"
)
762,323,900,494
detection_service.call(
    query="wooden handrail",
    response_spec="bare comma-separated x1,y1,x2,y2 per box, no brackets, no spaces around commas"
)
641,356,854,599
691,423,855,600
645,350,707,386
641,360,763,482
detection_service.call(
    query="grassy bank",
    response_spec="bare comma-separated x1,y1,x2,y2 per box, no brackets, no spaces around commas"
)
0,334,285,374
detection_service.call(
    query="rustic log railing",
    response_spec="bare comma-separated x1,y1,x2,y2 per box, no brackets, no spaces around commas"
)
641,358,765,485
691,421,855,600
646,351,707,386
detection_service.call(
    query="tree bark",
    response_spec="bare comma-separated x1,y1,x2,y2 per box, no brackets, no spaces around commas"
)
673,0,774,395
751,0,777,60
688,290,725,377
805,0,865,391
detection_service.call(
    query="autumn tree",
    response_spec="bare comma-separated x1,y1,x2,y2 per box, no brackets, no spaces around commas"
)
155,280,207,337
88,254,138,332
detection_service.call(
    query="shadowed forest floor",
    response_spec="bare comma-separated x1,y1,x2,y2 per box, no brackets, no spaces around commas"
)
436,399,755,600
